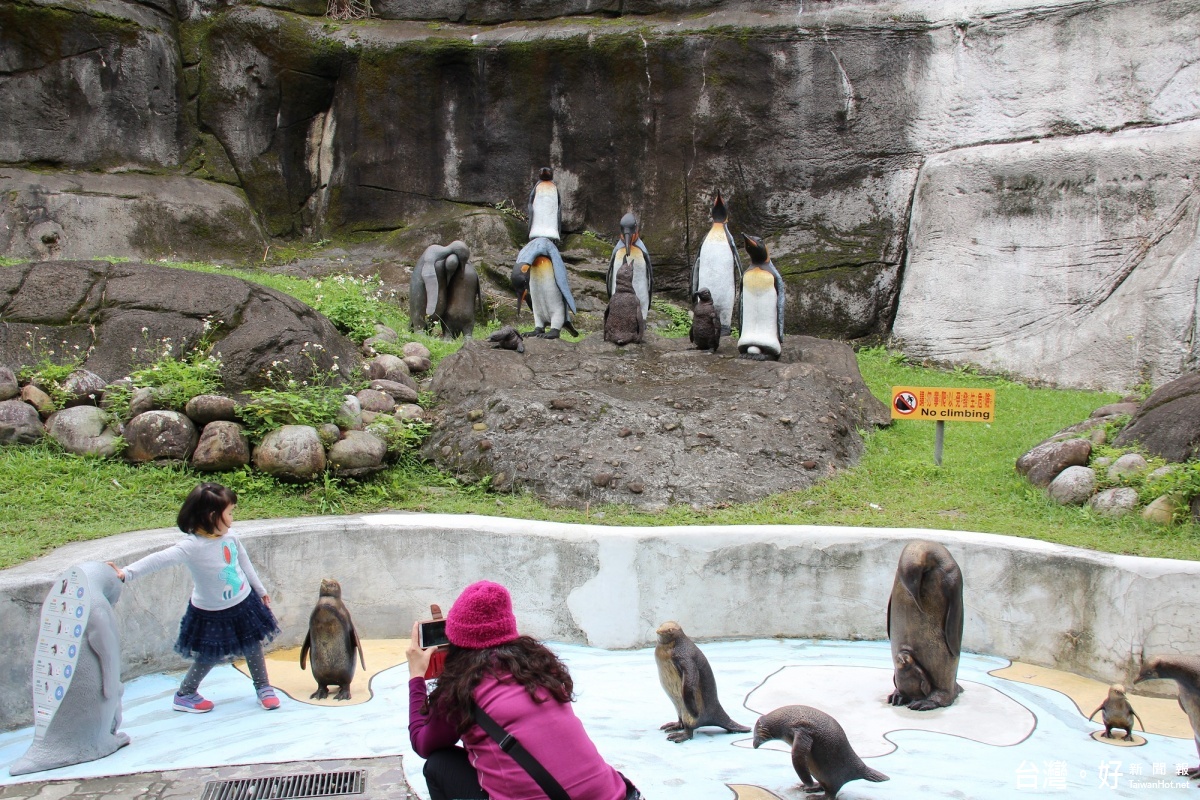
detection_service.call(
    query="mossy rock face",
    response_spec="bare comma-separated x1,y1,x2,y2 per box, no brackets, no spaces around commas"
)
0,2,189,169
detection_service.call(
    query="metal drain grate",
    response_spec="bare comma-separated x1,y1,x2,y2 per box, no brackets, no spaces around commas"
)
200,770,366,800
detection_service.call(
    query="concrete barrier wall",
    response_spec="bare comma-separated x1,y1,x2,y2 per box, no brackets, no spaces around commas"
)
2,514,1198,730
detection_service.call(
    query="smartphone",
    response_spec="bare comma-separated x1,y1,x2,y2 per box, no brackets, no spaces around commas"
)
418,619,450,649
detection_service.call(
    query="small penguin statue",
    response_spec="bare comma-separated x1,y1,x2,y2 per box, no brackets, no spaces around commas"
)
487,326,525,353
753,705,889,798
300,578,366,701
689,288,721,353
737,235,785,361
606,213,653,321
1089,684,1144,741
655,621,751,742
604,258,646,346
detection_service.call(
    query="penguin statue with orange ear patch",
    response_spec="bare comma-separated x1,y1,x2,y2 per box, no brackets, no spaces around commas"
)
513,237,577,339
737,234,785,361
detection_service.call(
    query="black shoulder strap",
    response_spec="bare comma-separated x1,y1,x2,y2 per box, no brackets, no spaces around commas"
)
471,701,571,800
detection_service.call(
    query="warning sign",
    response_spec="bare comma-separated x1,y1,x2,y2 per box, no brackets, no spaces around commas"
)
890,386,996,422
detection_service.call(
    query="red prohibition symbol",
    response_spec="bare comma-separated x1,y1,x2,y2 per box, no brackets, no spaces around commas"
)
893,391,917,415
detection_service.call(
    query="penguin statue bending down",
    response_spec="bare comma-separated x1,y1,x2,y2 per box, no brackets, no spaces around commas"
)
409,240,481,338
753,705,889,798
300,578,366,701
527,166,561,242
487,326,525,353
655,620,751,742
606,213,653,322
513,237,578,339
604,258,646,346
737,235,785,361
1136,656,1200,775
887,540,964,710
689,288,721,353
691,191,742,335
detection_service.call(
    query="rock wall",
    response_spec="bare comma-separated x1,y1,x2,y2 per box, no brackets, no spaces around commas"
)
2,0,1199,388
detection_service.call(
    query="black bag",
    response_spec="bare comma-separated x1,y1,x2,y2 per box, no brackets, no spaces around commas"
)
470,702,644,800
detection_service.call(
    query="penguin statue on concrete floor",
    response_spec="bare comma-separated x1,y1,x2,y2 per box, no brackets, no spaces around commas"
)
300,578,366,701
527,166,561,242
691,190,742,335
409,240,481,338
604,257,646,346
737,234,785,361
10,562,130,776
655,620,751,742
689,288,721,353
753,705,889,797
606,212,652,322
886,540,964,711
513,237,578,339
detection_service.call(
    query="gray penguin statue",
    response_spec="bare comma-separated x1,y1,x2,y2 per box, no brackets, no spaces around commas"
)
603,258,646,346
655,620,751,742
691,191,742,335
10,561,129,775
886,539,964,710
409,240,481,338
606,213,652,321
1136,656,1200,774
753,705,889,798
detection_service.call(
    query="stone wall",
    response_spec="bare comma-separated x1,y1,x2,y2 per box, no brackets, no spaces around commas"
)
2,514,1198,730
2,0,1198,388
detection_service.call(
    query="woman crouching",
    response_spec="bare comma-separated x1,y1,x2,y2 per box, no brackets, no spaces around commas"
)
407,580,641,800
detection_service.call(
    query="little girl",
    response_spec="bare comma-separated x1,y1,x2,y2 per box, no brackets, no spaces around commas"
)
108,482,281,712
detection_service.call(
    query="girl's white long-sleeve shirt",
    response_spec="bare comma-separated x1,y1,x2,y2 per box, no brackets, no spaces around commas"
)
122,530,267,611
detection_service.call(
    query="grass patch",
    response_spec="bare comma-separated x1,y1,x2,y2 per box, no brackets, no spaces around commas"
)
3,344,1197,569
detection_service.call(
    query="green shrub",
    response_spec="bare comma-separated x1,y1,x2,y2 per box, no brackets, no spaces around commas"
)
651,299,691,338
365,415,432,458
237,383,348,442
17,358,82,410
129,351,222,411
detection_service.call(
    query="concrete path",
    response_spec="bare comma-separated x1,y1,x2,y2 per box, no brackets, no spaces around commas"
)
1,640,1194,799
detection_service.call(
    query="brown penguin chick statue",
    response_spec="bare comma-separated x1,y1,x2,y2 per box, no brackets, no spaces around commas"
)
1089,684,1144,741
753,705,889,798
1138,656,1200,775
655,621,751,742
487,325,525,353
689,288,721,353
604,258,646,346
300,578,366,700
886,539,964,710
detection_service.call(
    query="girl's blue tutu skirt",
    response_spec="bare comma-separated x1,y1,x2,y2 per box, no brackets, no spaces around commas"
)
175,591,280,662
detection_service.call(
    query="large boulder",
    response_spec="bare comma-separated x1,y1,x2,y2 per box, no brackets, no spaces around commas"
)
0,261,361,394
253,425,326,482
44,406,120,457
0,170,265,262
1113,373,1200,462
1015,438,1093,489
1047,466,1097,506
0,400,43,445
124,410,199,463
328,430,388,477
422,333,889,509
191,421,252,472
61,369,107,407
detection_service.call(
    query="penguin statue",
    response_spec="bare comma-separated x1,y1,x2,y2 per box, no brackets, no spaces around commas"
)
604,258,646,346
513,237,578,339
689,288,721,353
606,213,652,321
408,240,481,338
527,166,561,242
737,235,785,361
691,191,742,335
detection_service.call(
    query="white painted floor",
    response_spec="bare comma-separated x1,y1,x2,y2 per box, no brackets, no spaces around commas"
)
1,640,1193,798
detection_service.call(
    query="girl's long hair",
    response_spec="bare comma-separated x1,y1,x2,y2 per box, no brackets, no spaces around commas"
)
426,636,574,733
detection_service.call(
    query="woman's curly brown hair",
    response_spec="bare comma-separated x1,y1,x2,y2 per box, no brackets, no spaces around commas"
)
426,636,575,733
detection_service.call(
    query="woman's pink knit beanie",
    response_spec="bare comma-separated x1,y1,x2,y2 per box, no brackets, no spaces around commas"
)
446,580,519,649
